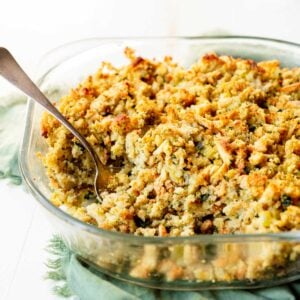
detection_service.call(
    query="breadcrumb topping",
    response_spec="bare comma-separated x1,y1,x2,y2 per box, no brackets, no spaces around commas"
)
41,48,300,237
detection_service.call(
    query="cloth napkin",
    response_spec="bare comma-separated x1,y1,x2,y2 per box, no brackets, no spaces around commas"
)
1,93,300,300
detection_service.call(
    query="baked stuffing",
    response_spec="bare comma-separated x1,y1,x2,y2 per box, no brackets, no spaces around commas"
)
40,48,300,238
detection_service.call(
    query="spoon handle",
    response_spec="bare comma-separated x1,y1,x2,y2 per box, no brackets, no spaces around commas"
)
0,47,102,198
0,48,81,142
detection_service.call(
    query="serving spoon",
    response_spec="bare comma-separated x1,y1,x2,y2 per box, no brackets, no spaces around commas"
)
0,47,112,202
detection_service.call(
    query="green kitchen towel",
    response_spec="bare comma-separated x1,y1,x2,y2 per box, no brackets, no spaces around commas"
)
0,92,26,184
1,93,300,300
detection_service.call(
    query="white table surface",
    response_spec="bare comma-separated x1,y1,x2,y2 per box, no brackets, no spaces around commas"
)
0,0,299,299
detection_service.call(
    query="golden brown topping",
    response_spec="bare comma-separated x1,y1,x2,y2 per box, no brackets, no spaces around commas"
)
40,49,300,237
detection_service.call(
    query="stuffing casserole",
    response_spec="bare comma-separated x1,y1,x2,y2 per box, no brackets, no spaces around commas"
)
39,48,300,282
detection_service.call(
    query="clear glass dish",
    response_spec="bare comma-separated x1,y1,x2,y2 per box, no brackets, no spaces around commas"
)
19,37,300,290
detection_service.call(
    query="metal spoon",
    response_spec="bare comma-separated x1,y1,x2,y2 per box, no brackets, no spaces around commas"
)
0,47,111,202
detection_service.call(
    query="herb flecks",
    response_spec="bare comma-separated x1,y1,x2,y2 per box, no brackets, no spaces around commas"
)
196,141,204,152
84,191,95,200
133,216,151,228
243,166,250,174
248,124,256,132
200,193,210,202
281,195,292,209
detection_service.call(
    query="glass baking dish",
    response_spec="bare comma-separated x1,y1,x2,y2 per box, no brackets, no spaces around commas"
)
19,37,300,290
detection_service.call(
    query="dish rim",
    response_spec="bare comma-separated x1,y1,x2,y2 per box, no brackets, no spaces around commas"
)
19,35,300,244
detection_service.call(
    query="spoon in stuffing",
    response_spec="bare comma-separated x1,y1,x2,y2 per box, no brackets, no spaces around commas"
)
0,47,112,202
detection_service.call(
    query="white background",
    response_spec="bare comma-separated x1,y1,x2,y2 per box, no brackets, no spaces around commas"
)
0,0,299,299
